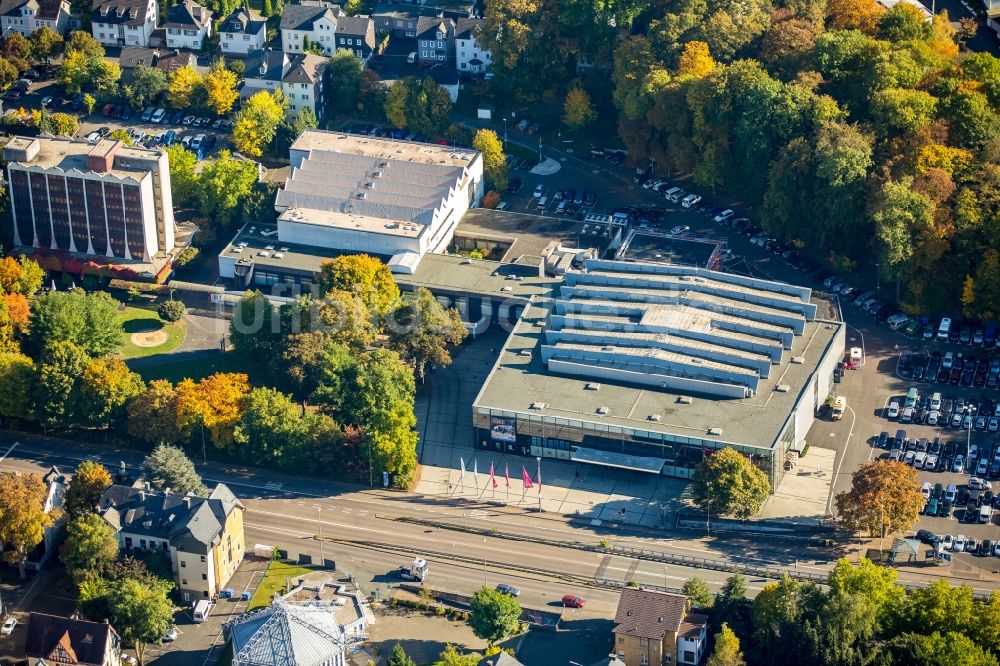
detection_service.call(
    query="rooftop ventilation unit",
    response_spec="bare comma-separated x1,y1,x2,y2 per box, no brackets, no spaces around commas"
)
364,181,374,188
677,396,692,404
707,427,722,436
501,286,513,292
529,402,546,410
371,171,382,178
585,383,601,391
517,349,532,357
257,251,270,257
279,247,288,252
775,384,791,393
602,345,616,352
791,356,805,364
264,245,274,251
596,406,609,415
272,252,284,259
355,192,366,199
648,414,661,422
379,161,389,168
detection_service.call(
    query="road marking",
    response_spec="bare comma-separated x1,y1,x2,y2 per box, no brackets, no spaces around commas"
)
829,404,858,516
0,442,18,464
264,481,284,490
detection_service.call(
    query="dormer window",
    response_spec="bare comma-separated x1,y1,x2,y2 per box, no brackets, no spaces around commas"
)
100,5,109,15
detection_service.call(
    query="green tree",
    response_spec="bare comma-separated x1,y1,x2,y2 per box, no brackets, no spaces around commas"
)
315,290,376,349
230,290,278,357
82,93,96,115
165,144,199,207
233,387,313,467
63,460,113,518
0,352,35,420
438,644,480,666
896,579,975,637
563,88,597,130
469,585,522,646
78,357,144,429
126,380,181,447
318,254,400,317
107,575,174,666
384,78,408,128
683,577,714,609
388,287,467,382
60,513,119,583
691,447,770,520
707,623,745,666
827,557,905,625
835,459,925,540
0,58,16,93
948,91,1000,151
198,150,259,225
388,643,416,666
65,31,103,59
326,48,364,114
273,331,333,400
109,128,134,146
124,65,168,110
35,340,89,428
970,591,1000,657
878,2,931,41
30,26,63,64
233,89,286,158
93,59,120,94
57,48,91,94
142,444,207,495
472,128,508,192
1,33,32,72
29,290,122,357
870,88,937,135
0,472,56,578
886,632,995,666
871,179,934,297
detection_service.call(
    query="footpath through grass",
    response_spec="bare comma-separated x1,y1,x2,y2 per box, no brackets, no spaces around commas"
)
247,560,311,610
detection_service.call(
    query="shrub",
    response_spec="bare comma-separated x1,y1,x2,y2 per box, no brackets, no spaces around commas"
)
158,299,186,322
174,247,199,267
483,191,501,209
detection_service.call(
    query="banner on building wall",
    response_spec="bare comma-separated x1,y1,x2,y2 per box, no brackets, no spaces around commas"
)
489,416,517,443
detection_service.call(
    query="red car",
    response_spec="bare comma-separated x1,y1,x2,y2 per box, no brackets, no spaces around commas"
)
562,595,584,608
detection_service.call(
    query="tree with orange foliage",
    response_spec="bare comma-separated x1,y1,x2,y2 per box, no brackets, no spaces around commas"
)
4,293,29,335
175,372,249,450
0,472,56,578
826,0,884,34
0,257,21,293
835,459,925,541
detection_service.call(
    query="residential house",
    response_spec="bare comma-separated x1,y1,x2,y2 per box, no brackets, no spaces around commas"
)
219,6,266,55
118,45,159,83
371,4,430,37
91,0,158,47
455,18,489,75
612,588,708,666
280,0,341,55
243,49,327,120
0,466,67,572
334,14,374,62
0,0,70,36
415,15,452,66
25,613,124,666
384,0,475,21
154,47,198,74
99,481,246,603
477,654,525,666
163,0,211,50
426,63,458,102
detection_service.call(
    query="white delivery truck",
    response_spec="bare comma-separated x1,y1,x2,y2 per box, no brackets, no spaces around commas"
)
395,557,429,582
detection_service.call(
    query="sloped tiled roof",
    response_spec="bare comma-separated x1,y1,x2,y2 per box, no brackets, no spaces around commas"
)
678,613,708,639
119,46,158,68
454,17,481,40
91,0,150,26
283,53,327,85
613,588,689,640
25,613,118,666
155,48,198,73
476,653,524,666
0,0,67,20
221,5,266,35
164,0,211,28
335,13,371,37
280,1,339,31
227,596,345,666
415,15,453,39
245,49,288,82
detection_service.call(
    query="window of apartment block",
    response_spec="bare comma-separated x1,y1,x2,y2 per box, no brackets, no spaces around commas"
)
182,579,187,585
201,555,206,562
684,652,695,662
201,574,207,580
640,638,648,647
640,657,648,666
181,561,186,567
355,50,361,57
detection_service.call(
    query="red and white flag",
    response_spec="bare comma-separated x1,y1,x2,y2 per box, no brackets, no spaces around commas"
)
504,463,510,488
489,463,498,488
521,466,533,489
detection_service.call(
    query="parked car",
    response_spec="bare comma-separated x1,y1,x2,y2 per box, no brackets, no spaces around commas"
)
562,595,585,608
141,107,155,122
1,618,16,635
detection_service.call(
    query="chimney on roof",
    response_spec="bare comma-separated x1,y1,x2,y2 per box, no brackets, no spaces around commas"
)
164,487,170,498
183,496,192,510
144,481,151,491
139,490,146,501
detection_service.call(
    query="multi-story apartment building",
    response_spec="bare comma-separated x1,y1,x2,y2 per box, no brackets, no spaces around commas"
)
455,18,490,75
613,589,707,666
91,0,157,46
0,0,71,36
334,14,375,61
163,0,212,50
243,49,327,120
219,6,267,55
280,0,340,55
415,15,453,65
99,482,245,602
5,136,176,263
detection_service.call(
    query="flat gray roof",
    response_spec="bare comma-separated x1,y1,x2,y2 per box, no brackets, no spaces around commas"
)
456,208,618,262
616,229,722,267
473,261,843,451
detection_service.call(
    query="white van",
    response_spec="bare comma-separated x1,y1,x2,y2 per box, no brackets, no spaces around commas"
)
664,187,683,203
979,504,992,524
938,317,952,341
407,52,417,64
193,599,212,623
930,392,942,411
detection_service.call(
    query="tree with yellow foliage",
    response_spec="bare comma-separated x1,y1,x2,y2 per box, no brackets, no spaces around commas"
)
175,372,250,450
914,144,973,177
203,59,239,115
962,275,976,316
0,472,56,578
318,254,400,317
826,0,884,34
676,41,715,78
232,89,286,158
562,88,596,130
166,65,203,109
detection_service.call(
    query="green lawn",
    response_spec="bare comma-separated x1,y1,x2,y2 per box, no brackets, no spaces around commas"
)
134,352,267,384
118,305,187,359
248,561,312,610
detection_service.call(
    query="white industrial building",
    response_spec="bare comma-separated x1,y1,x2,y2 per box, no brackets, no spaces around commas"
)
219,129,483,283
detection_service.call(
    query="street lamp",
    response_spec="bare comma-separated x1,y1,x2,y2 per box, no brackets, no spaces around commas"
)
966,405,974,473
314,504,324,567
706,481,712,537
502,117,507,147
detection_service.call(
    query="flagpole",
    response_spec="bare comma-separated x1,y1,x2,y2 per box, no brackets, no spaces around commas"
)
537,456,542,512
505,463,509,500
474,458,479,493
460,457,466,494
